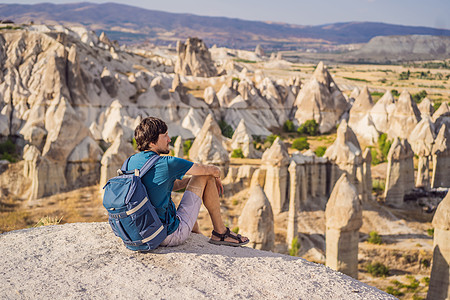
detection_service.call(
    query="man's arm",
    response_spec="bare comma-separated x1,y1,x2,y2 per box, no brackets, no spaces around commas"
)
185,163,223,196
186,163,220,178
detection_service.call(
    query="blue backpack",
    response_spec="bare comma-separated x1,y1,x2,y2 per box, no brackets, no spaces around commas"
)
103,155,167,251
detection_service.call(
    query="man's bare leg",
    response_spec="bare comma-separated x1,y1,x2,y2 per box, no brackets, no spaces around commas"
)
186,175,248,244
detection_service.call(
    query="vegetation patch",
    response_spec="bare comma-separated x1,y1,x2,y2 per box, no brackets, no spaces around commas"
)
0,138,18,163
366,262,389,277
314,146,327,157
289,236,301,256
297,119,319,136
292,137,309,151
342,77,370,82
283,120,296,132
218,120,234,139
183,139,193,157
231,148,244,158
367,231,383,245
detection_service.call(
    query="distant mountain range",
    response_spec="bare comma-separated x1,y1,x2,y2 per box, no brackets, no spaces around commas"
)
1,2,450,51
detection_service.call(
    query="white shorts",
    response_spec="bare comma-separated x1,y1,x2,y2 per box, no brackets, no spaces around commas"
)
160,189,202,247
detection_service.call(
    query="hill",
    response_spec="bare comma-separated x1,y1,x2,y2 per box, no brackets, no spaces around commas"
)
1,2,449,50
0,222,395,299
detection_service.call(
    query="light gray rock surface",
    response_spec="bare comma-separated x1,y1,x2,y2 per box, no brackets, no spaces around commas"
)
294,61,349,133
431,124,450,188
369,90,396,133
238,184,275,251
387,90,421,139
261,137,290,214
384,138,415,207
0,222,395,299
428,191,450,300
326,174,363,279
174,37,217,77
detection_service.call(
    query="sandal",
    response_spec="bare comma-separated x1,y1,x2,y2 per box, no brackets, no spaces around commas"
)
208,227,249,247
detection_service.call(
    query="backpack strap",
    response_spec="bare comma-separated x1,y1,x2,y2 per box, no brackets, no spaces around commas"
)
138,154,161,178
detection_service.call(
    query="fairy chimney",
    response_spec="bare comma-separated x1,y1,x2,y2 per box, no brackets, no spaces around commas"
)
409,116,435,188
431,124,450,188
325,173,363,279
427,191,450,300
384,138,415,207
261,137,290,214
238,184,275,251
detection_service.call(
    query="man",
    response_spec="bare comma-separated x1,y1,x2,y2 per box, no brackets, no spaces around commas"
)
127,117,249,247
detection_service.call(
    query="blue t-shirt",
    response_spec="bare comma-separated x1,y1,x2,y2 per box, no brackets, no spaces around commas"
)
126,151,194,235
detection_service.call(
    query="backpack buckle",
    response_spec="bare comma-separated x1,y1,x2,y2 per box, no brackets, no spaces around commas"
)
117,169,124,176
134,169,140,176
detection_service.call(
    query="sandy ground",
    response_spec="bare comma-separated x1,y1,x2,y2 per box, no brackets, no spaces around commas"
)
0,222,396,299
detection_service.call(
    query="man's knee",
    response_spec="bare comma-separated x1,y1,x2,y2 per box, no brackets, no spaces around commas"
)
186,175,213,197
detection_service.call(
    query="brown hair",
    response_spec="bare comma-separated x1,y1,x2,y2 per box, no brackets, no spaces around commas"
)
134,117,168,151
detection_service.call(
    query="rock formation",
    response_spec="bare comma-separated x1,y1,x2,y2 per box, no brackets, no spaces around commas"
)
99,133,135,189
255,44,265,57
427,191,450,300
188,114,229,168
287,158,304,246
324,120,367,202
348,86,379,145
433,102,450,133
431,124,450,188
384,138,415,207
409,116,435,188
230,119,259,158
294,62,349,133
418,97,434,117
174,38,217,77
0,222,395,299
173,136,183,158
261,137,290,214
369,90,396,133
238,184,275,251
325,174,363,279
387,90,421,139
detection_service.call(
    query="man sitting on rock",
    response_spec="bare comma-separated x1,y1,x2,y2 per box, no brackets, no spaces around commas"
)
127,117,249,247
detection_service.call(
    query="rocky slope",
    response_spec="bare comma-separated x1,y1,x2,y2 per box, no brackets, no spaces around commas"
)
0,222,395,299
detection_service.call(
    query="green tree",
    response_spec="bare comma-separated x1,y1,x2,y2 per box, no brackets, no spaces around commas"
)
292,137,309,151
218,120,234,139
289,236,301,256
283,120,296,132
231,148,244,158
412,90,427,103
0,138,18,162
183,140,193,157
265,134,280,147
297,119,319,136
314,146,327,157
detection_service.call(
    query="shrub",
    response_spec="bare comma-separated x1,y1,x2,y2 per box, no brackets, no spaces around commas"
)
427,228,434,236
231,148,244,158
433,102,442,111
372,179,385,193
232,226,239,234
183,140,193,157
367,231,382,245
298,119,319,136
289,236,301,256
421,277,430,286
283,120,296,132
0,138,18,162
169,136,178,146
378,133,392,160
218,120,234,139
366,262,389,277
265,134,280,147
34,216,63,227
292,137,309,151
385,286,404,297
314,146,327,157
370,147,381,165
391,89,399,97
412,90,428,103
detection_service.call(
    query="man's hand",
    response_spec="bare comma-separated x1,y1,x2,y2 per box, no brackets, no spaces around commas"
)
215,177,223,196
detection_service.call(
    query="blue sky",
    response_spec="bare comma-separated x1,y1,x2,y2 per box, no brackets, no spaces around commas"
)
5,0,450,29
